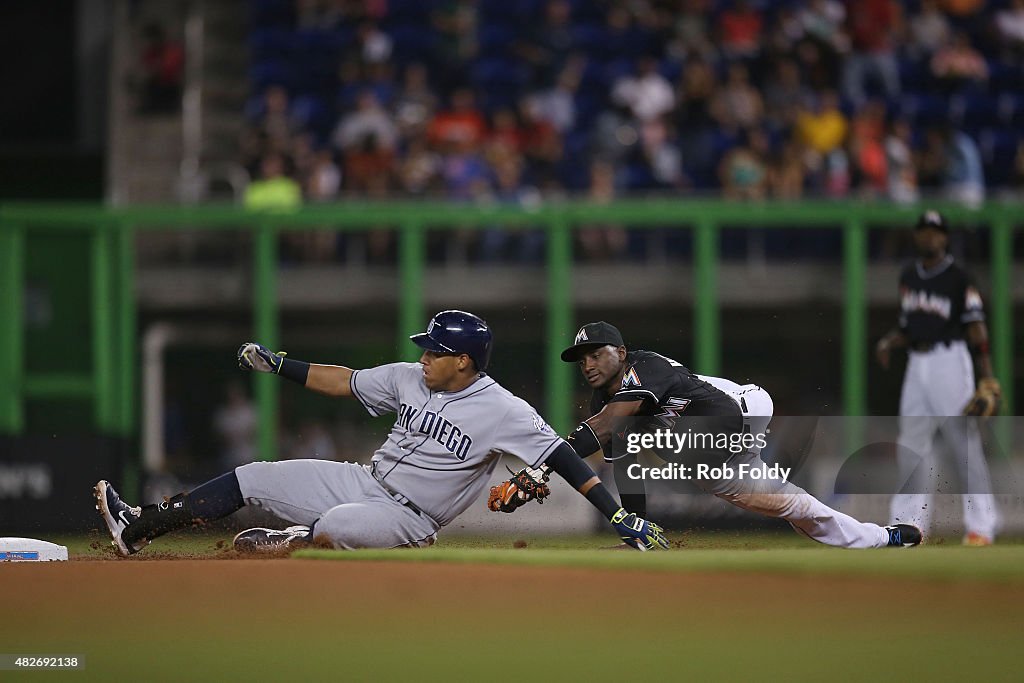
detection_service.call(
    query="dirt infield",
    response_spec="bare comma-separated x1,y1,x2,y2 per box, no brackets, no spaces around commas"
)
2,558,1022,682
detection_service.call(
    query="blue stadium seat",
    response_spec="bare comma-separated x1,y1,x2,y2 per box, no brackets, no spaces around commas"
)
900,92,948,127
477,25,519,58
949,92,999,133
249,27,294,60
979,127,1020,187
291,94,334,135
249,60,295,91
389,25,438,63
250,0,295,28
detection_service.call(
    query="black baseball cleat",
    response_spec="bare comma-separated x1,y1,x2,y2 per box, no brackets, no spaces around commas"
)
884,524,923,548
233,526,312,553
94,480,147,556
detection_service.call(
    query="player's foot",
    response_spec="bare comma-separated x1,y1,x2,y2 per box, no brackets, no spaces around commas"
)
884,524,922,548
963,532,993,546
94,480,147,556
233,526,311,553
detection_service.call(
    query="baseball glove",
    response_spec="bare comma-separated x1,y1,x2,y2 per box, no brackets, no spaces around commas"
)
487,466,551,513
963,377,1002,419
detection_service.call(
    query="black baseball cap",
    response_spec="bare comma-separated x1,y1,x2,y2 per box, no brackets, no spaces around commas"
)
915,210,949,233
560,322,625,362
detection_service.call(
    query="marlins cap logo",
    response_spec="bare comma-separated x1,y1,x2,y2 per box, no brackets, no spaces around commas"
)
622,366,642,388
574,327,589,344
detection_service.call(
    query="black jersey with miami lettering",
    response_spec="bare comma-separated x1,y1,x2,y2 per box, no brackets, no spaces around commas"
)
898,255,984,345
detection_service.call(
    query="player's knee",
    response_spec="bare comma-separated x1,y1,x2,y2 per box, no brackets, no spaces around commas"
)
314,505,380,549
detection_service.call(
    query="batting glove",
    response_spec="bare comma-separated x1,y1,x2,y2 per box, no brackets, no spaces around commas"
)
610,507,670,551
237,342,287,374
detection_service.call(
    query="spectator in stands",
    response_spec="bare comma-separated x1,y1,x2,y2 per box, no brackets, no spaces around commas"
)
336,59,369,111
611,56,676,124
486,107,525,158
244,153,302,211
637,118,686,190
517,0,575,88
343,133,395,195
842,0,902,108
428,88,487,150
794,0,847,87
885,117,919,204
393,63,439,138
529,62,580,135
577,160,627,262
908,0,952,58
398,133,443,197
431,0,477,90
441,135,489,202
996,0,1024,56
939,0,984,20
763,58,812,132
800,0,847,53
719,128,769,201
710,62,765,132
305,148,342,202
930,31,989,94
519,96,565,187
796,90,850,195
767,137,806,199
333,89,398,155
135,23,184,114
296,0,343,30
591,100,638,166
848,100,888,197
355,21,393,65
241,85,301,167
666,0,714,60
479,154,543,263
675,53,717,129
717,0,765,62
796,90,848,159
940,125,986,207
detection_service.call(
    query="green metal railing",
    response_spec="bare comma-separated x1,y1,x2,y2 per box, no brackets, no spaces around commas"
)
0,200,1017,462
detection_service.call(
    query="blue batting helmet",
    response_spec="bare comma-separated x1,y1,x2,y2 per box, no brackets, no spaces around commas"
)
410,310,493,371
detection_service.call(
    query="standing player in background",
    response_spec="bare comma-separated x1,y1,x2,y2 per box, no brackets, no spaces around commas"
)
491,321,921,549
876,210,1000,545
94,310,669,554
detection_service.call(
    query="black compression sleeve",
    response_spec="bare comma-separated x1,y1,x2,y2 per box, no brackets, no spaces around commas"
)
278,357,311,385
566,421,602,458
545,443,621,519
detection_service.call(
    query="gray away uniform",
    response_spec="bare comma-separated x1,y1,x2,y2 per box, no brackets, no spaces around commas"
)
235,363,564,549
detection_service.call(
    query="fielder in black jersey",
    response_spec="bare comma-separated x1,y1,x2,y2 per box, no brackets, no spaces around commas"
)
876,210,1000,545
492,321,923,548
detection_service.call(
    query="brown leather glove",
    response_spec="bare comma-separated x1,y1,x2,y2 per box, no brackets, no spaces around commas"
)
963,377,1002,419
487,467,551,513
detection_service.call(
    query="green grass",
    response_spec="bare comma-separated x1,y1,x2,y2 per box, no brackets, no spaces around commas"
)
295,543,1024,582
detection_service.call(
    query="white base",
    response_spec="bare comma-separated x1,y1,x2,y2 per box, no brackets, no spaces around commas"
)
0,537,69,562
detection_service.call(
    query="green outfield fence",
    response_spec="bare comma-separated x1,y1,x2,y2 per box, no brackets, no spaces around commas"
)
0,200,1017,464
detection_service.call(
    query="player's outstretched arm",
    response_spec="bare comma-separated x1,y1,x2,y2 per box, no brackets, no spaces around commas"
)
237,342,354,397
544,443,668,551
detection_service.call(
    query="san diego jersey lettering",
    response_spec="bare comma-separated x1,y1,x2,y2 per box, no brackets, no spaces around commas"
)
350,363,562,526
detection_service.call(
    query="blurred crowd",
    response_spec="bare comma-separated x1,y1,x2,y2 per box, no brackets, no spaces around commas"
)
237,0,1024,262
